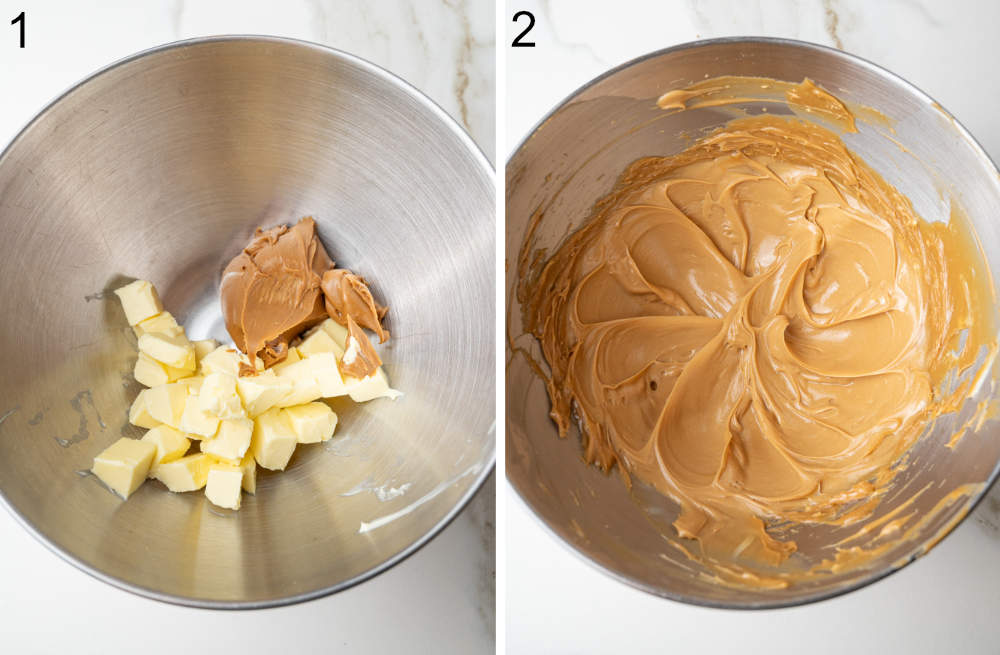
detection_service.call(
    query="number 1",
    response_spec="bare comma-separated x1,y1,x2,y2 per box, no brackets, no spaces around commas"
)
11,11,24,48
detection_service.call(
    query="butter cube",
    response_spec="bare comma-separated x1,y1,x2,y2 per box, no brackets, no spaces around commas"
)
134,351,190,387
199,372,245,419
193,339,219,362
309,352,349,398
237,370,293,417
275,359,323,407
177,375,204,395
134,352,168,387
298,327,344,358
239,451,256,494
199,346,242,376
344,367,402,402
132,311,182,339
129,389,160,429
114,279,163,326
141,425,190,465
179,397,219,438
205,464,243,510
138,331,196,371
92,438,156,499
284,402,338,444
198,345,265,375
317,318,349,349
252,408,298,471
271,347,302,374
200,417,252,464
151,453,212,492
165,363,193,381
274,353,348,406
145,383,188,429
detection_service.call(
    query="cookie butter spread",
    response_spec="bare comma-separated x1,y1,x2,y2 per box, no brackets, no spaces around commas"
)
221,216,387,377
341,315,383,379
321,268,390,343
221,218,333,367
521,85,996,583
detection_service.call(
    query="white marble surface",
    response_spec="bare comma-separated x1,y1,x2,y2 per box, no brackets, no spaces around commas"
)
506,0,1000,652
0,1,494,653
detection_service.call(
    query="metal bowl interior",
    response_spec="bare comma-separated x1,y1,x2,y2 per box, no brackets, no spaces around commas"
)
505,37,1000,609
0,36,494,608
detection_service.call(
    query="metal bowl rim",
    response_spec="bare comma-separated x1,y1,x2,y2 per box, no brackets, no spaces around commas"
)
505,34,1000,611
0,33,496,611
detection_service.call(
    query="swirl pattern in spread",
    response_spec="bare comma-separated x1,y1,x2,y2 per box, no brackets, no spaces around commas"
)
523,114,990,572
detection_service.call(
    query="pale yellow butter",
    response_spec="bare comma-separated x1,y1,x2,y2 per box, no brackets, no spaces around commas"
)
252,408,297,471
138,331,196,371
134,352,169,388
284,402,338,444
179,397,219,438
92,438,156,499
200,416,252,464
271,346,302,373
199,372,245,419
238,370,293,417
112,276,399,509
205,464,243,510
129,389,160,429
239,451,256,494
317,318,349,349
199,346,242,376
344,367,402,402
151,453,212,492
309,352,349,398
275,359,323,407
273,353,348,406
132,311,181,339
114,280,163,326
140,425,190,466
177,375,204,395
134,351,191,387
145,383,188,429
193,339,219,362
298,327,344,358
164,362,192,382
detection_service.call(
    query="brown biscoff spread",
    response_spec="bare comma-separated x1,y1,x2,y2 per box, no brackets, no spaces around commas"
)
522,103,994,581
220,216,387,377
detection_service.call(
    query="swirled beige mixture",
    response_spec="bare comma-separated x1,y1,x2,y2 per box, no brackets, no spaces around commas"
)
523,110,992,573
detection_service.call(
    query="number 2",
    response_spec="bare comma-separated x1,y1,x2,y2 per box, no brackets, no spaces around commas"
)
11,11,24,48
512,11,535,48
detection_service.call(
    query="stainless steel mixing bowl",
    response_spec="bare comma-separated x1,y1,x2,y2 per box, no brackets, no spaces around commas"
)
506,37,1000,608
0,36,494,608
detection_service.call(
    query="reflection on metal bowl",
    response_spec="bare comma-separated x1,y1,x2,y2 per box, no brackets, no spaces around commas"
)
0,36,494,608
506,37,1000,609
